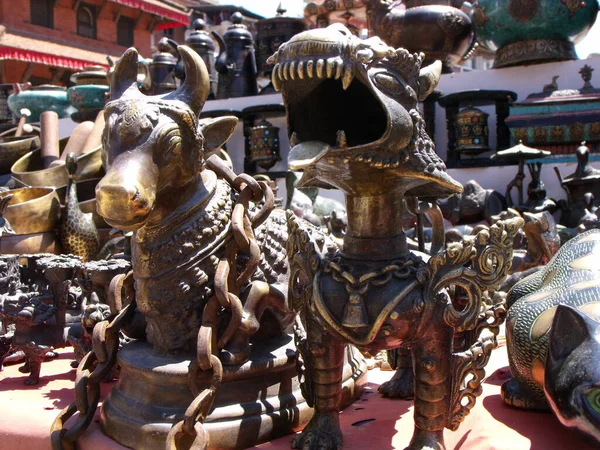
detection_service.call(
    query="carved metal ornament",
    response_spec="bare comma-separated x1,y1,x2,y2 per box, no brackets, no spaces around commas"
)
364,0,476,73
454,106,489,155
270,24,522,450
248,118,281,170
59,153,100,262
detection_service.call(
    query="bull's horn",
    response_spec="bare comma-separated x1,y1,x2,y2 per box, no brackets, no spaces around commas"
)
110,47,140,100
164,45,209,117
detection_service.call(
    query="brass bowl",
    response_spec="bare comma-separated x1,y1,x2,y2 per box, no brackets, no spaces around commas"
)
56,178,108,228
11,143,103,187
0,135,40,174
0,125,41,137
0,187,61,234
0,232,61,255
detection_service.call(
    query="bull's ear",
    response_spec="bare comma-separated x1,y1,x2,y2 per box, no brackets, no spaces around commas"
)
200,116,238,153
417,60,442,102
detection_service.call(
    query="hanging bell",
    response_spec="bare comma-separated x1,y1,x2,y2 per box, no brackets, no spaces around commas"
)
341,293,369,328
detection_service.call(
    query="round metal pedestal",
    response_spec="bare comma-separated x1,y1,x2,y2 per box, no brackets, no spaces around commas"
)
101,334,367,449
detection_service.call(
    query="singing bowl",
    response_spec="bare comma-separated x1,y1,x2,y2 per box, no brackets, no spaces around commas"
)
0,126,41,137
11,144,103,188
0,135,40,175
0,187,61,235
0,232,61,255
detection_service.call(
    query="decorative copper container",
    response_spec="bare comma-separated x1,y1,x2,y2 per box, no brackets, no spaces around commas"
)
256,6,306,79
454,105,489,155
366,0,476,73
70,65,109,86
185,19,218,99
149,38,179,95
214,12,259,98
247,118,281,170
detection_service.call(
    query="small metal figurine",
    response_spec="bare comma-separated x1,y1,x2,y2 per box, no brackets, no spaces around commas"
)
52,45,365,450
438,179,506,225
502,230,600,445
11,254,82,384
580,64,594,91
555,142,600,228
492,141,551,208
269,24,521,450
214,12,259,98
59,153,100,262
577,193,600,233
522,162,558,214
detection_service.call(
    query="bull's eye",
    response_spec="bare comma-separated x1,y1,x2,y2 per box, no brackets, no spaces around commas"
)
373,73,417,102
157,124,183,160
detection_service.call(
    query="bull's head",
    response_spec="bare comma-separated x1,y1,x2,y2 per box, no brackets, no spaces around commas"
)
269,24,462,199
96,46,237,231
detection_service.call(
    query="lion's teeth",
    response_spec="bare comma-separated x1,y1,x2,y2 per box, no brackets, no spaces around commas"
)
272,66,281,91
342,65,354,90
334,59,343,79
306,60,314,78
326,58,336,78
316,59,325,78
290,132,299,147
297,61,305,79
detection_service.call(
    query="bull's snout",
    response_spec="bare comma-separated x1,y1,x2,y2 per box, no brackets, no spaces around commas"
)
96,180,155,230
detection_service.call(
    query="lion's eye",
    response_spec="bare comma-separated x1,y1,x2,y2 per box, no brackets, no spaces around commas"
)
373,73,416,102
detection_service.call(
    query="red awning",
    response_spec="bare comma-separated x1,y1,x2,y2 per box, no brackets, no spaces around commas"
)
110,0,189,25
0,47,109,71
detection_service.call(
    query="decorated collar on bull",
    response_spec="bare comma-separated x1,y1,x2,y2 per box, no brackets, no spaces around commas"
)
272,24,523,450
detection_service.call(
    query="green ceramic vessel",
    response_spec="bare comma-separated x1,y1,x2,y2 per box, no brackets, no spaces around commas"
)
7,85,72,122
473,0,599,67
67,85,109,111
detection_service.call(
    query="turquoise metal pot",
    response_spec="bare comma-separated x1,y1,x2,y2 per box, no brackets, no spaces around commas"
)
67,85,109,111
7,85,73,122
473,0,599,67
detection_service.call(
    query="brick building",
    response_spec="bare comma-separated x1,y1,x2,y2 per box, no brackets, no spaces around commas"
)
0,0,190,85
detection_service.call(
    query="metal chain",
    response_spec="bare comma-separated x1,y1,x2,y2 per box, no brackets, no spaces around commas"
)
50,298,137,450
166,154,274,450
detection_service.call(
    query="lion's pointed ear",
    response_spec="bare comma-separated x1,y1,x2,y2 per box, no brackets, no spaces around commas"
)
200,116,238,154
418,60,442,101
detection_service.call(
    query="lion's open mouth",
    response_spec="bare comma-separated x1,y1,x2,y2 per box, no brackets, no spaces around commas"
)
273,61,387,151
269,24,463,198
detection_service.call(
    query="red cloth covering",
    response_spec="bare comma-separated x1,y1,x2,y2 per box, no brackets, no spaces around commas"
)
0,345,595,449
109,0,189,25
0,48,109,71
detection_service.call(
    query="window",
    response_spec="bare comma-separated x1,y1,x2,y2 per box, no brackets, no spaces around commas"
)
30,0,54,28
77,3,96,39
117,16,134,47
